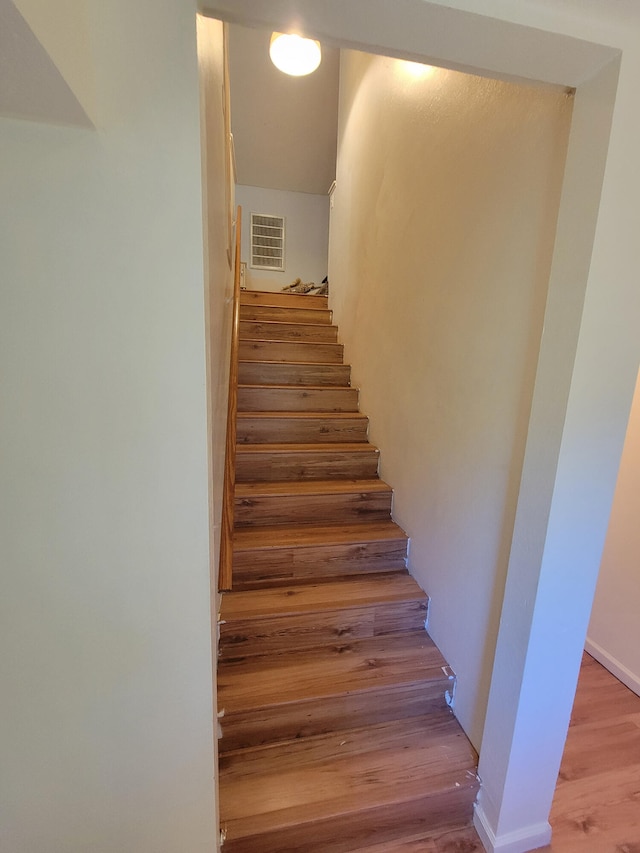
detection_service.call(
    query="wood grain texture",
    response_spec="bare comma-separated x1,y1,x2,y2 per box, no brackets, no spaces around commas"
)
219,287,479,848
220,572,425,620
237,411,369,444
541,653,640,853
238,338,344,364
350,826,484,852
235,442,380,483
219,598,428,658
219,713,478,853
240,290,329,309
218,679,454,754
237,384,359,413
240,303,332,325
234,479,393,527
219,572,428,657
238,359,351,387
218,205,242,592
232,521,409,587
239,319,339,342
218,632,449,714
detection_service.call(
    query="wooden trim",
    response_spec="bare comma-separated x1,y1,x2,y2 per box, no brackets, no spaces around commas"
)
219,205,242,591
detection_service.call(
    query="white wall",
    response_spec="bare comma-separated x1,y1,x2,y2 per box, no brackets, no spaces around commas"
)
236,184,330,292
329,50,573,749
587,367,640,696
198,14,235,844
228,23,339,195
0,2,218,851
207,4,640,849
12,0,96,123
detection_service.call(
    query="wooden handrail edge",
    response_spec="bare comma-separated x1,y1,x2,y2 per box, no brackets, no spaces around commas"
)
218,205,241,592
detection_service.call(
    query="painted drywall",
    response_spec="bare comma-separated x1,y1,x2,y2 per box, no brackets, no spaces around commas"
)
0,0,91,126
587,367,640,696
198,16,234,604
197,14,234,842
11,0,95,123
228,23,339,195
204,4,640,849
236,184,329,292
329,49,573,749
4,0,640,851
0,2,217,851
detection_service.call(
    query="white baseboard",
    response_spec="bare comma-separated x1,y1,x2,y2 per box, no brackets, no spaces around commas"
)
585,637,640,697
474,805,551,853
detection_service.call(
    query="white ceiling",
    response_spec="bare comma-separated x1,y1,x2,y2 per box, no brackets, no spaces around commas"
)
228,23,339,196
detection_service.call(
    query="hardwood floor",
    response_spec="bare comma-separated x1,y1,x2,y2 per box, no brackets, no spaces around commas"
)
543,652,640,852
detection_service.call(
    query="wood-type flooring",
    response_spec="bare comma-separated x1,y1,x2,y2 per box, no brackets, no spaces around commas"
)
544,652,640,852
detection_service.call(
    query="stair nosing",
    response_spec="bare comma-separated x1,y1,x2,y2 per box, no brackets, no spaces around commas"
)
235,442,378,453
237,383,357,392
220,573,427,621
235,478,390,497
236,411,367,419
233,520,408,549
238,359,348,367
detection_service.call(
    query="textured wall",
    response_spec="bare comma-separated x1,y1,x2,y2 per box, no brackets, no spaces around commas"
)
329,51,572,747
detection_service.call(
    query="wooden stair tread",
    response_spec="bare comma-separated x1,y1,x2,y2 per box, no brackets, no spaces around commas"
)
240,306,332,325
236,442,377,454
239,321,338,343
238,383,354,392
348,826,484,852
240,290,329,309
238,360,351,387
239,336,339,346
239,359,348,369
237,384,359,413
220,572,426,621
240,319,338,331
222,290,479,849
235,479,390,498
235,443,381,484
218,631,448,712
237,410,367,420
239,340,344,364
219,712,477,835
233,520,407,550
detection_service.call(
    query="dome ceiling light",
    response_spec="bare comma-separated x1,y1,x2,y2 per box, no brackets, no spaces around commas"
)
269,32,322,77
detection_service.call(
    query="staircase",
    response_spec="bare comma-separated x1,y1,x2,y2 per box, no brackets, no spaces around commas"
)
218,290,481,852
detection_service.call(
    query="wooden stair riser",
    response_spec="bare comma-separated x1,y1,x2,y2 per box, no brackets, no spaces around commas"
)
219,290,481,850
240,304,333,325
219,714,477,849
238,339,344,364
237,385,359,413
218,680,451,754
238,360,351,387
240,320,338,343
221,786,477,853
233,538,408,588
237,414,368,445
348,827,485,853
234,486,393,528
235,445,380,482
240,291,328,310
219,599,428,658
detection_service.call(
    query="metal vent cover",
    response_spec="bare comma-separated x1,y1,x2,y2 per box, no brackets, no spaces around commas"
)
250,213,285,271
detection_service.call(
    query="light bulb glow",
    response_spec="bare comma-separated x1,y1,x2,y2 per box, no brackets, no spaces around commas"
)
400,61,436,80
270,32,322,76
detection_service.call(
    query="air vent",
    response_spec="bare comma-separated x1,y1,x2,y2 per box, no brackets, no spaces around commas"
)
250,213,285,271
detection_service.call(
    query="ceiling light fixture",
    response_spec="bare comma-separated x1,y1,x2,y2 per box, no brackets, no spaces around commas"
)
269,32,322,77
